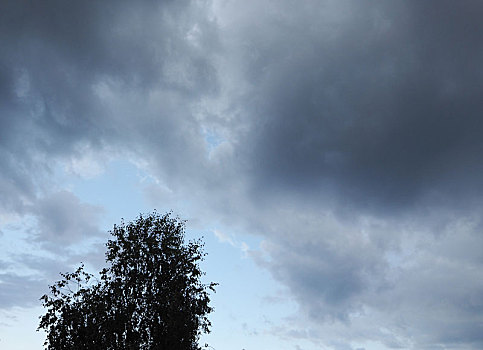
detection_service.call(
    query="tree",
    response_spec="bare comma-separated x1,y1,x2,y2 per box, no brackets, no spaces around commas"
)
38,211,217,350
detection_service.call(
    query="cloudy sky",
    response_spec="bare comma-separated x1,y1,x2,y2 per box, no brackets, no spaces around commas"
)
1,1,483,349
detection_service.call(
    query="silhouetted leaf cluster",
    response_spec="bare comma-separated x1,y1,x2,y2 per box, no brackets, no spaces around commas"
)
38,212,217,350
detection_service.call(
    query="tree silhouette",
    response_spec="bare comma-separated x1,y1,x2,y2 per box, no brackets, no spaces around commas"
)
38,211,217,350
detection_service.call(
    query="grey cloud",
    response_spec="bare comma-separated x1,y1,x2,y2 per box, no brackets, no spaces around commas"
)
250,203,483,349
231,0,483,212
31,190,104,251
260,219,385,321
0,272,45,309
0,253,94,310
204,4,483,345
0,192,106,310
372,220,483,347
0,0,220,214
0,0,221,314
250,207,389,318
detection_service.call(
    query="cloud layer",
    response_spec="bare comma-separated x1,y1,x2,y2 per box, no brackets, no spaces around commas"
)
1,1,483,349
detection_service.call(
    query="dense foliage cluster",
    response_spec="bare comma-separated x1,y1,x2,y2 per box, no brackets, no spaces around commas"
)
38,212,217,350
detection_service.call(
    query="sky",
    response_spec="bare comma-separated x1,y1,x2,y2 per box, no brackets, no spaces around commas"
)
1,0,483,349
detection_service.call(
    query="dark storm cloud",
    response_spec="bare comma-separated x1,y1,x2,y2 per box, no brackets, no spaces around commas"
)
237,0,483,212
211,1,483,348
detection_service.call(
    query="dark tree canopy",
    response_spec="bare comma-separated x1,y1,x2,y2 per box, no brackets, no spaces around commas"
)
38,211,217,350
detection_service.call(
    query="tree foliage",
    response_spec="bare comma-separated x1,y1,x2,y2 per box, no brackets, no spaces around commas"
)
38,212,217,350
